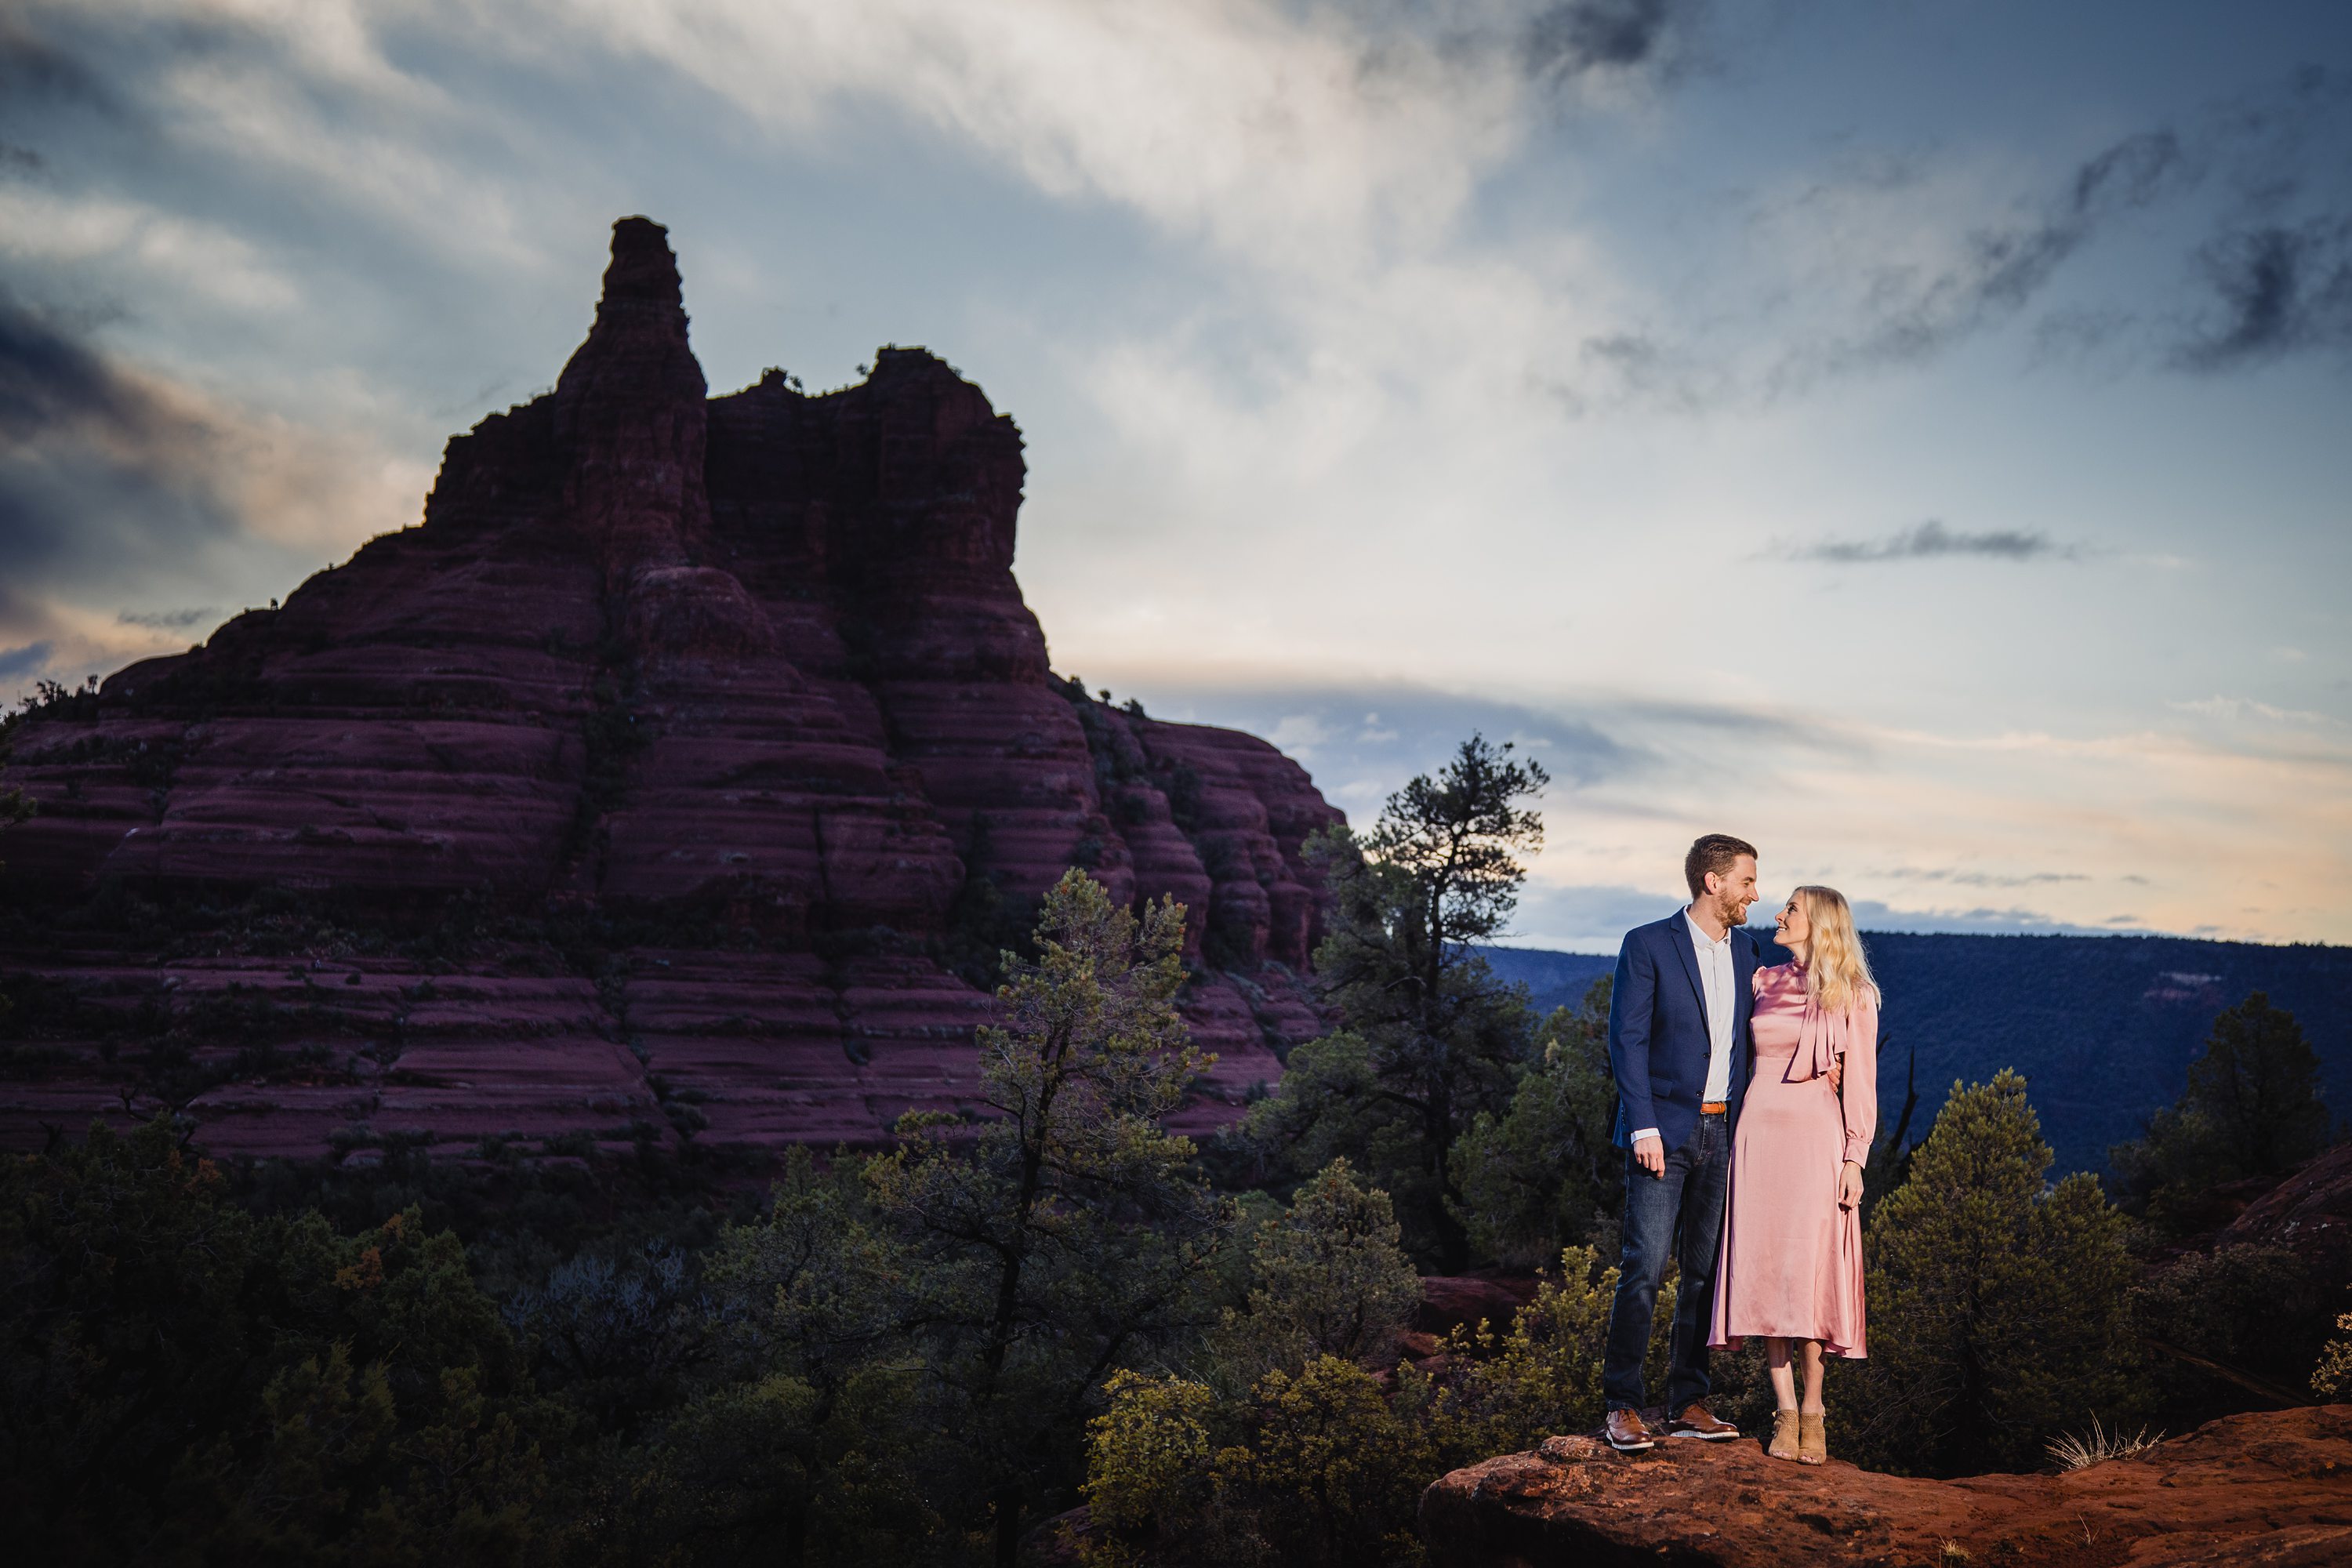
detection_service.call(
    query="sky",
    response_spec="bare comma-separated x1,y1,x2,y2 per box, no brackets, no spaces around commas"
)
2,1,2348,951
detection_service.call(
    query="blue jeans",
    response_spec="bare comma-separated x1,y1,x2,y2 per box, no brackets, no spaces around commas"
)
1602,1109,1730,1414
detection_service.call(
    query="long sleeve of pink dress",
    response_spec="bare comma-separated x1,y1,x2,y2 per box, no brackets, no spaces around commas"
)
1708,965,1877,1357
1835,987,1879,1166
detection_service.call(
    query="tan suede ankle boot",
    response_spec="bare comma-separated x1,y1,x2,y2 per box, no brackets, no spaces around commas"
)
1798,1410,1827,1465
1769,1410,1800,1461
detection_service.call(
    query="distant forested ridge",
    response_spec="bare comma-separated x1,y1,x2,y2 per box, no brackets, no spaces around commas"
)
1482,932,2352,1177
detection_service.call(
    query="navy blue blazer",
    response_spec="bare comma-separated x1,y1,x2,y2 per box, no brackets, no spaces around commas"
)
1606,909,1761,1154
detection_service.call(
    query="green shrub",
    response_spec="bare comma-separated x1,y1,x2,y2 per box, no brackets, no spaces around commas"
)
1219,1158,1421,1377
1083,1370,1217,1532
1844,1071,2138,1475
1211,1356,1435,1568
1417,1243,1674,1461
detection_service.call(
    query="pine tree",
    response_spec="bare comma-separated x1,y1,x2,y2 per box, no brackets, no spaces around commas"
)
863,869,1228,1567
1237,735,1548,1270
1849,1070,2137,1475
2111,992,2332,1232
1447,981,1621,1267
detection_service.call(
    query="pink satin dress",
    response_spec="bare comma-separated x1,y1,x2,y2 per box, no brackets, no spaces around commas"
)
1708,962,1878,1357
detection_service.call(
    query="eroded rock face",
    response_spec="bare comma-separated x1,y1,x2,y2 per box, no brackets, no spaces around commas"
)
2218,1142,2352,1283
1418,1406,2352,1568
0,217,1341,1160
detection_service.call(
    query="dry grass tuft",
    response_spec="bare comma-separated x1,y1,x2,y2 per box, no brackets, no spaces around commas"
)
2045,1415,2165,1472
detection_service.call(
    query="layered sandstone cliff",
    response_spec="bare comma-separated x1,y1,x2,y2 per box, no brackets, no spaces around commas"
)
0,218,1339,1158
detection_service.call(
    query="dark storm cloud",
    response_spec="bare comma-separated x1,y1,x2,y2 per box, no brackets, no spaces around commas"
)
0,289,250,594
0,286,153,443
0,640,53,680
1780,520,2074,564
2170,216,2352,371
0,18,122,117
1522,0,1696,82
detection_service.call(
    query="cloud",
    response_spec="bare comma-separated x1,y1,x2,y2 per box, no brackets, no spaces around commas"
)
0,283,415,559
1880,867,2092,888
0,639,53,680
1840,898,2162,937
0,281,151,442
1635,71,2352,401
2171,216,2352,371
1130,679,1644,800
115,605,216,630
1552,329,1729,416
0,16,122,118
1788,130,2190,381
1507,881,1686,951
0,281,419,695
1780,519,2075,564
1264,712,1337,760
2169,695,2335,725
490,0,1532,277
0,286,249,590
0,287,243,557
1521,0,1697,85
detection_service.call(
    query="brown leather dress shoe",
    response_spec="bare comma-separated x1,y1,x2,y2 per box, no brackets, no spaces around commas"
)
1666,1401,1740,1441
1604,1407,1657,1452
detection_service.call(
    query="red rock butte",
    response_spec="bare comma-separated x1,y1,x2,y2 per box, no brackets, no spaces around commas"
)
0,216,1341,1161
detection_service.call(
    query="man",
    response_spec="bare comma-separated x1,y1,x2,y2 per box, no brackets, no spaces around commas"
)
1598,833,1762,1451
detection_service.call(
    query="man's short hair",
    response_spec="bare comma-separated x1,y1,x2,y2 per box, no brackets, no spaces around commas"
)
1685,833,1759,899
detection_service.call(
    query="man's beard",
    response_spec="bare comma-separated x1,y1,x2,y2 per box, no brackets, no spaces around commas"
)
1717,894,1752,928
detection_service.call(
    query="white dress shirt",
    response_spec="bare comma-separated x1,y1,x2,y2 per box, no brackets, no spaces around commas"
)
1630,909,1737,1145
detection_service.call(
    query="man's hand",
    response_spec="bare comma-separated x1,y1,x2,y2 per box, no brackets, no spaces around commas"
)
1828,1055,1844,1094
1634,1134,1665,1178
1838,1160,1864,1210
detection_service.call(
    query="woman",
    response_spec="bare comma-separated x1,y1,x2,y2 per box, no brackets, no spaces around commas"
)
1708,884,1878,1465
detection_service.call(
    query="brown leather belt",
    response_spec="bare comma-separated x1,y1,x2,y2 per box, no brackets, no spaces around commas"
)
1700,1101,1730,1114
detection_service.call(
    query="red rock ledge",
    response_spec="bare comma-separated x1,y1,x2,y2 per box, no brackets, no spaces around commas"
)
1417,1405,2352,1568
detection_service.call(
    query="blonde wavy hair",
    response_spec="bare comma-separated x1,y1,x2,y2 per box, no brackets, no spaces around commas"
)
1792,884,1878,1012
